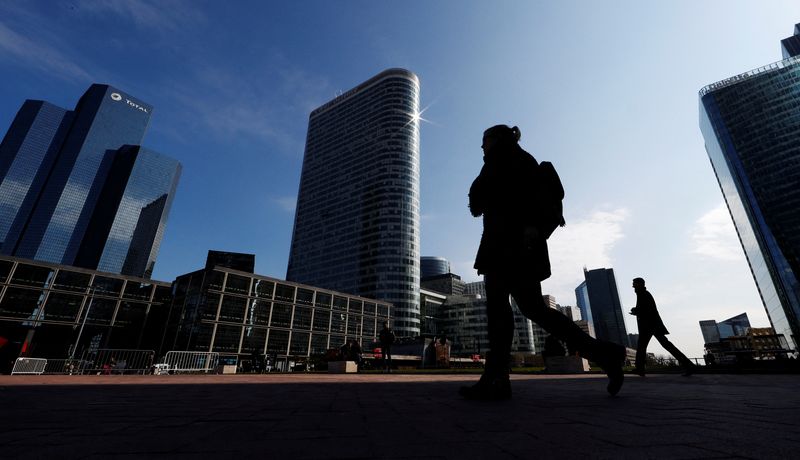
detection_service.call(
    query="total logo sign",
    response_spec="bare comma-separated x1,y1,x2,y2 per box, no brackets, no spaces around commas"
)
110,92,149,114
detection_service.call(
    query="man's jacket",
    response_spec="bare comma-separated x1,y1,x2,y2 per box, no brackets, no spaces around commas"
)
632,289,669,335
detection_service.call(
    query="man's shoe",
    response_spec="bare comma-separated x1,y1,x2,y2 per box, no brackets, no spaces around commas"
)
633,368,646,377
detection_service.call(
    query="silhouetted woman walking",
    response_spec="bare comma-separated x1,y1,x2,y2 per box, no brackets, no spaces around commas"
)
461,124,626,400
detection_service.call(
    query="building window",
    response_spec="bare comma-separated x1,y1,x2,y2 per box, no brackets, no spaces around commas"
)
11,264,54,288
290,332,309,355
213,324,242,353
40,293,84,322
267,329,289,355
0,287,45,319
270,303,292,328
218,295,247,323
52,270,91,292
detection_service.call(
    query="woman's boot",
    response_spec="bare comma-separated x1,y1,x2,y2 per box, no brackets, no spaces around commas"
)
459,352,512,400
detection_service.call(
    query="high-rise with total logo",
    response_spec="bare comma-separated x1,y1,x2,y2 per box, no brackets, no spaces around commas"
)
699,24,800,352
287,68,421,337
0,84,180,278
576,268,629,348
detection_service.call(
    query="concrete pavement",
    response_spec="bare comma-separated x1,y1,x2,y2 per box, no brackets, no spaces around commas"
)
1,373,799,459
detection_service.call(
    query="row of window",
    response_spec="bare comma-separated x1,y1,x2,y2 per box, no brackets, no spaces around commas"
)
194,323,376,356
0,260,169,300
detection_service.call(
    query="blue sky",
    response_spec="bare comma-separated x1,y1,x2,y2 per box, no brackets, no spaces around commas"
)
1,1,799,359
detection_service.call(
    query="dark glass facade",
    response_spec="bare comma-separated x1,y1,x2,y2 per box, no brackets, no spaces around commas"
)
0,255,171,373
287,69,421,337
421,256,451,279
0,101,72,249
580,268,628,347
205,250,256,273
0,84,180,278
699,36,800,351
574,280,596,337
163,266,391,360
74,145,181,278
781,24,800,59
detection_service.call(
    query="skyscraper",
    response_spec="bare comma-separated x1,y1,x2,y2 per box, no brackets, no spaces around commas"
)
0,101,72,249
575,280,596,337
0,84,180,278
74,145,180,278
287,69,421,336
578,268,629,347
699,24,800,352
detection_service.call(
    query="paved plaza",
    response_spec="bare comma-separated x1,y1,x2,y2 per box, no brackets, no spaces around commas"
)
1,372,799,459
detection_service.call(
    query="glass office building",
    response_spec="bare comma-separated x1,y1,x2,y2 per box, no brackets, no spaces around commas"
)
0,84,180,278
163,265,391,362
699,26,800,352
0,255,172,373
0,101,72,249
74,145,181,278
287,68,421,337
578,268,628,347
575,281,597,338
421,256,451,279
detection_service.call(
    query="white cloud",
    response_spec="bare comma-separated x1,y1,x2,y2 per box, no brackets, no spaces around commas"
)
690,202,743,261
0,21,92,82
543,207,629,304
164,63,331,154
75,0,205,33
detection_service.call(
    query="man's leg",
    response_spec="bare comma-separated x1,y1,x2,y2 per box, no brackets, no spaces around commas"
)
385,348,392,372
635,332,653,375
510,276,625,395
654,334,695,374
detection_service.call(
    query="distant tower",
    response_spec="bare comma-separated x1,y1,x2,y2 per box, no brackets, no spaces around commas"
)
578,268,629,347
575,281,596,337
287,69,421,337
421,256,451,279
699,24,800,351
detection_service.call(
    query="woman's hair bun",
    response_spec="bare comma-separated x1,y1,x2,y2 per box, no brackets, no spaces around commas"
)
484,124,521,144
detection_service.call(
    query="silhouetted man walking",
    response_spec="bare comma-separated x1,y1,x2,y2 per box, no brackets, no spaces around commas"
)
630,277,696,376
460,124,626,400
379,321,395,372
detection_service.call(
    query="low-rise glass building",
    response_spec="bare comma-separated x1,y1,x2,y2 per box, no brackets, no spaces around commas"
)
0,255,172,373
162,265,392,362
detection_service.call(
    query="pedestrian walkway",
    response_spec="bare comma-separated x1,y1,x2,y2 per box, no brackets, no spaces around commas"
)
1,373,798,459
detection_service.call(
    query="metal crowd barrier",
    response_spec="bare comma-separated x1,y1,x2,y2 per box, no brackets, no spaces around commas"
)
162,351,219,374
11,357,48,375
43,359,79,375
79,349,156,375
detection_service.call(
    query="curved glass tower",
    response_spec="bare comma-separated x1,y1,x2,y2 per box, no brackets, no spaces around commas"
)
699,25,800,352
287,68,421,337
421,256,451,279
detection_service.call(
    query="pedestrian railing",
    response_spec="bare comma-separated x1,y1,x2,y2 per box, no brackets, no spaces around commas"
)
162,351,219,374
78,349,156,375
11,357,48,375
